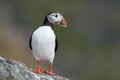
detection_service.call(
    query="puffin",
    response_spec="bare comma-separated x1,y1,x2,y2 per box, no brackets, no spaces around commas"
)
29,12,67,75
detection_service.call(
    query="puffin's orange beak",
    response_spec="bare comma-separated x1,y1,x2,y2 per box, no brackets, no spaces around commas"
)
60,18,67,28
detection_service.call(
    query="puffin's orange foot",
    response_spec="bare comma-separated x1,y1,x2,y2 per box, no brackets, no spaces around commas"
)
34,68,45,74
46,71,56,75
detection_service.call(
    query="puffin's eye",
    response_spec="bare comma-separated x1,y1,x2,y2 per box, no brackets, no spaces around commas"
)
55,15,58,18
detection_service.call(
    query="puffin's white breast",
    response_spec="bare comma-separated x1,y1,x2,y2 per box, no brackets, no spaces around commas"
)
32,26,56,63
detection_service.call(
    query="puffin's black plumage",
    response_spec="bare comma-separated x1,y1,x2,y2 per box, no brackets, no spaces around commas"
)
29,34,32,50
55,38,58,52
42,16,54,27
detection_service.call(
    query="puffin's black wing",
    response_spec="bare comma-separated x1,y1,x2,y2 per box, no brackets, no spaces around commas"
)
55,38,58,52
29,34,32,50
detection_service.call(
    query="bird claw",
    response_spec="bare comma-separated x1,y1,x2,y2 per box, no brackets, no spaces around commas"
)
34,68,45,74
46,71,56,75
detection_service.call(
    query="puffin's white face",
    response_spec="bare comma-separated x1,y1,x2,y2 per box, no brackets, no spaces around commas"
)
47,12,67,27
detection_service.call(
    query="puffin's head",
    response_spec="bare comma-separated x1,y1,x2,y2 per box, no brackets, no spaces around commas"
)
47,12,67,27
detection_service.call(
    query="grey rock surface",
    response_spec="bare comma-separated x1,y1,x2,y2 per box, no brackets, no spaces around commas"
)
0,57,70,80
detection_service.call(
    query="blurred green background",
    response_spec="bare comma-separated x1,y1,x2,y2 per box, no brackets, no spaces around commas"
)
0,0,120,80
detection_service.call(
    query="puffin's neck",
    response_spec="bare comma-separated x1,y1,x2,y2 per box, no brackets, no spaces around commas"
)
42,17,54,28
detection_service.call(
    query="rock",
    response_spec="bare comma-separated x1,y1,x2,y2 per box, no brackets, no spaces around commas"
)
0,57,70,80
